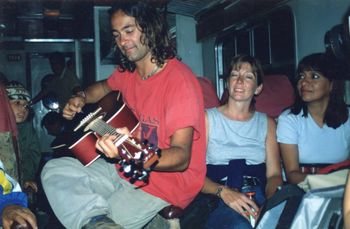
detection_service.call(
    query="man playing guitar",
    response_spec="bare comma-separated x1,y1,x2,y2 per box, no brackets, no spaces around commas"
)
40,1,206,229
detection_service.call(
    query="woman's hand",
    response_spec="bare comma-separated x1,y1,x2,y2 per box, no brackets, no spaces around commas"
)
220,186,259,220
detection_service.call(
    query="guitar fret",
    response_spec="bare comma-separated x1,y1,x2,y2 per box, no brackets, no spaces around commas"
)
92,119,127,143
92,119,134,158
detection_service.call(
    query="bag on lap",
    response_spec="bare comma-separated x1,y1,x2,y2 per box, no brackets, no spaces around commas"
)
255,169,348,229
255,184,305,229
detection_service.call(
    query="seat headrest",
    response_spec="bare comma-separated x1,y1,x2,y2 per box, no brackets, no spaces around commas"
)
197,77,220,109
255,74,295,118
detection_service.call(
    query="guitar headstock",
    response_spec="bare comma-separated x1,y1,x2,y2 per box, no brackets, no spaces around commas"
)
118,139,161,184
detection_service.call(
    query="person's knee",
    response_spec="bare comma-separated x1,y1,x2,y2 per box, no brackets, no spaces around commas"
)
40,157,73,181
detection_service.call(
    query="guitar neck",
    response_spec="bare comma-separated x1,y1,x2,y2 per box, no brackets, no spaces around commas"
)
88,118,128,144
89,118,145,152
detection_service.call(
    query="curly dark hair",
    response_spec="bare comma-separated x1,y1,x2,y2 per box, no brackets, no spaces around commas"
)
109,1,176,72
291,53,348,128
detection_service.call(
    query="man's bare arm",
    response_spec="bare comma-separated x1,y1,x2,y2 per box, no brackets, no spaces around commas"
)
63,80,111,120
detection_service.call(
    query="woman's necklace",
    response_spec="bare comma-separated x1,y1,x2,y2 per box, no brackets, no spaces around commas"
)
141,64,160,80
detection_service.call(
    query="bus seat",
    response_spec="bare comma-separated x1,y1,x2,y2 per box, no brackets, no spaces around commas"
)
197,77,220,109
220,74,295,118
255,74,295,118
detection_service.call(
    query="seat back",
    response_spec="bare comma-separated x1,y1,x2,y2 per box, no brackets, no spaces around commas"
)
255,74,294,118
197,77,220,109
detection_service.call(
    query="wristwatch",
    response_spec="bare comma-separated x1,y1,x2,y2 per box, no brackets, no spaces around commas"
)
215,185,224,198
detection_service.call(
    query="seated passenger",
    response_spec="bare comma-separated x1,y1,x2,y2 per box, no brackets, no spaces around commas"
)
0,83,37,229
202,54,282,229
41,111,74,158
277,53,350,184
0,159,37,229
5,81,41,196
31,52,81,109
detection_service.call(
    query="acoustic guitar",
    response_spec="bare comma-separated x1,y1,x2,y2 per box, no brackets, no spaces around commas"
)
65,92,161,183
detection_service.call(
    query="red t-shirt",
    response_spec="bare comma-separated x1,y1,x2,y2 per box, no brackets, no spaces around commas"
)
107,58,206,209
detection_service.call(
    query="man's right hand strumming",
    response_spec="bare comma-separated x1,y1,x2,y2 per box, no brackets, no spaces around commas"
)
62,94,86,120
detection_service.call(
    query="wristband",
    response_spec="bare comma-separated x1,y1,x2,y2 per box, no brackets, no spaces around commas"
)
76,91,86,99
75,91,87,103
215,185,224,198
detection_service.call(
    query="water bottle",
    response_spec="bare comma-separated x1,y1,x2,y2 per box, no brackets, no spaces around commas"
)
241,176,257,227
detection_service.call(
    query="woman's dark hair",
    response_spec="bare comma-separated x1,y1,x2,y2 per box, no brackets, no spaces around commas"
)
291,53,348,128
109,1,176,72
226,54,264,108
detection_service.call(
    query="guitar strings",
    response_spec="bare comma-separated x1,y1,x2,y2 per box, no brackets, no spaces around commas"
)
94,119,124,141
94,119,142,148
92,119,134,157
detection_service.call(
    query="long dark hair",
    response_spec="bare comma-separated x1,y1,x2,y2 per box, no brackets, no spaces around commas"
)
109,1,176,72
291,53,348,128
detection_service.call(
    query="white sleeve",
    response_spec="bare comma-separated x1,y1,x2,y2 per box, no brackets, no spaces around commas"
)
276,110,298,144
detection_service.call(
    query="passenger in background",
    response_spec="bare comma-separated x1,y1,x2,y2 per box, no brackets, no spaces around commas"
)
0,82,37,229
41,111,66,138
31,52,81,109
5,81,41,197
41,111,74,158
0,159,37,229
202,54,282,229
40,74,55,91
0,75,19,185
277,53,350,184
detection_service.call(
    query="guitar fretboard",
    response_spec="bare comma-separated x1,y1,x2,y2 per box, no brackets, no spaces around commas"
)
88,118,141,150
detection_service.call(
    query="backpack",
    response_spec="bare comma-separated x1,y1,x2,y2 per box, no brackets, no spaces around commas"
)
255,170,348,229
255,184,305,229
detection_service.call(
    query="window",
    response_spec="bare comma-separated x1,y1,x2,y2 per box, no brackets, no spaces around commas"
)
253,23,270,65
215,7,295,95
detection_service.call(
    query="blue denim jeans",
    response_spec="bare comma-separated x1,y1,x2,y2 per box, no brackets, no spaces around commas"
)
205,201,252,229
205,184,265,229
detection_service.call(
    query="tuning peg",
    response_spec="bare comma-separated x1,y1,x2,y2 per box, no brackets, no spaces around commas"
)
129,177,136,184
155,149,162,157
142,139,149,145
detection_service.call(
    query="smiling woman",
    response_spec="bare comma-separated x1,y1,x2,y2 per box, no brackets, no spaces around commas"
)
196,54,282,229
